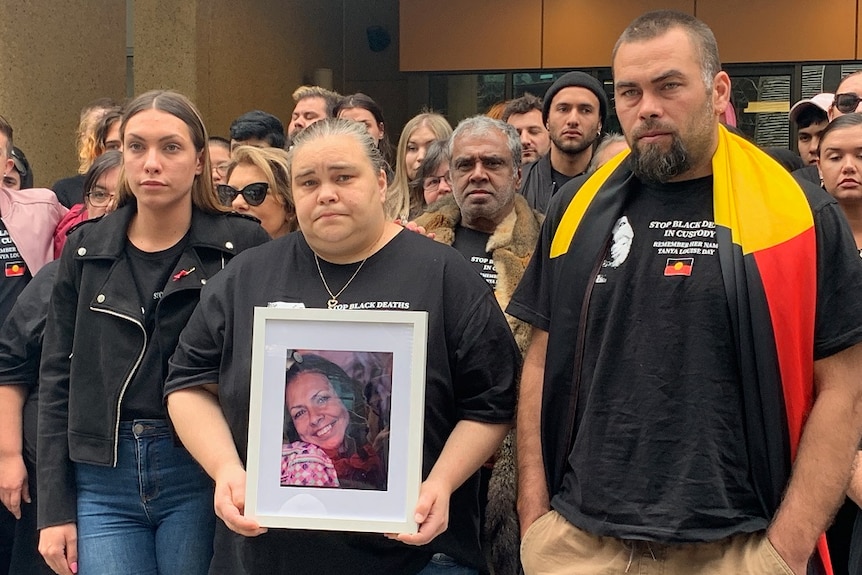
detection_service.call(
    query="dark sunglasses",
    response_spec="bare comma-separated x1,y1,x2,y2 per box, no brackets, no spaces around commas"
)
216,182,269,207
833,93,862,114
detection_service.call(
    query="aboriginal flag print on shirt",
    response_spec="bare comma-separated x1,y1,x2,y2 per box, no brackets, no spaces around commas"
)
5,261,26,277
663,258,693,276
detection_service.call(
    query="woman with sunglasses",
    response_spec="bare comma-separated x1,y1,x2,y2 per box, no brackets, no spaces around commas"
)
220,145,297,238
37,90,270,575
830,73,862,120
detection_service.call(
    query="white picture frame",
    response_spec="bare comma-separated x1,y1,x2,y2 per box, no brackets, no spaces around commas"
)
245,307,427,534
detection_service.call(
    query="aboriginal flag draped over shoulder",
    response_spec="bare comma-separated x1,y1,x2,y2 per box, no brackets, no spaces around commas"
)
543,126,829,573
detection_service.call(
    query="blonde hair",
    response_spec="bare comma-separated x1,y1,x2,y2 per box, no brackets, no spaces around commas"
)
116,90,224,214
76,98,117,174
387,112,452,221
226,145,297,232
291,85,342,116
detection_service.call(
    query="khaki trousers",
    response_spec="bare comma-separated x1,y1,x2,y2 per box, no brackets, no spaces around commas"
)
520,510,795,575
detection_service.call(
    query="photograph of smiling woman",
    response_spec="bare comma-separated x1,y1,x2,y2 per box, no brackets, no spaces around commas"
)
281,353,389,491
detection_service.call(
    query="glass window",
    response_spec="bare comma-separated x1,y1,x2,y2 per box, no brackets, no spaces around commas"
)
513,72,562,98
726,72,791,148
424,61,862,151
429,73,506,124
802,63,862,96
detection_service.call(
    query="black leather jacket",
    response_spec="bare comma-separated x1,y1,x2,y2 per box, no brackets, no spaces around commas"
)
37,204,269,529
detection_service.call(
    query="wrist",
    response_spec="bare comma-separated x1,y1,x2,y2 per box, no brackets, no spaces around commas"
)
766,528,811,568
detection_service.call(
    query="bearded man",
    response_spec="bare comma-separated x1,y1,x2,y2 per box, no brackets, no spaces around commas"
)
511,9,862,575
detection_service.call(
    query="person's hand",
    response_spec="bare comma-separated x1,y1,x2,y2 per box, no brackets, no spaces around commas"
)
0,453,29,518
517,490,550,538
214,463,267,537
38,523,78,575
395,218,436,240
388,479,450,546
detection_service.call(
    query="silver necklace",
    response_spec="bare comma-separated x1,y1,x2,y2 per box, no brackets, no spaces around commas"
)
314,253,368,309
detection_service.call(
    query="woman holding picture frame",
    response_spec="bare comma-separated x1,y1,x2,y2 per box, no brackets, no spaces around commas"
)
165,118,520,575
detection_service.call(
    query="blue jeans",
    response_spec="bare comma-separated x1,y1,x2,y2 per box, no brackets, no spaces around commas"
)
416,553,479,575
75,420,215,575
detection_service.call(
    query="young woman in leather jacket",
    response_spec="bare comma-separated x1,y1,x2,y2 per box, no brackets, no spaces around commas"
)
36,90,270,575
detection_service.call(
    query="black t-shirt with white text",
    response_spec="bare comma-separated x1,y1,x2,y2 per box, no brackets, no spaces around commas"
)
508,172,862,543
553,176,766,541
452,226,497,289
165,230,519,574
0,220,32,326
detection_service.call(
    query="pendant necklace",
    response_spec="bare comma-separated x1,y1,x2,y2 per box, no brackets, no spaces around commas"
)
314,253,368,309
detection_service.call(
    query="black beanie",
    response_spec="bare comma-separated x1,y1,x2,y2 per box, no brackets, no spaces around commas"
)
542,71,609,130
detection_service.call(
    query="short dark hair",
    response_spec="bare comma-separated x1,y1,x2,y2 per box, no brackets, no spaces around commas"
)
613,10,721,90
229,110,286,148
795,106,828,130
83,150,122,202
0,114,13,154
502,93,543,122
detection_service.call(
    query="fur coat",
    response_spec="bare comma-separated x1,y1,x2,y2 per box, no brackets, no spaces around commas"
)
414,193,543,575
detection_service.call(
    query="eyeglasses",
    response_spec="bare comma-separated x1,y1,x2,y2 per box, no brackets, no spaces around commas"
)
86,190,115,207
423,173,451,190
216,182,269,206
833,93,862,114
212,162,230,177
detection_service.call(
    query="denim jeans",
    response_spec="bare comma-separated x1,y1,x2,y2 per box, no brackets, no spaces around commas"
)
416,553,479,575
75,420,215,575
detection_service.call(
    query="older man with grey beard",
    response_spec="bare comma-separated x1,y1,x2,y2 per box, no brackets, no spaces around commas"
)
415,116,543,575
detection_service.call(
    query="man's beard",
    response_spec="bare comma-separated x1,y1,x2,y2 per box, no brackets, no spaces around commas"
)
630,131,690,183
550,130,597,156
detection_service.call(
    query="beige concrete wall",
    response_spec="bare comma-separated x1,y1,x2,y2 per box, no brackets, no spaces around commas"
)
132,0,199,97
0,0,404,187
178,0,344,139
343,0,410,141
0,0,126,187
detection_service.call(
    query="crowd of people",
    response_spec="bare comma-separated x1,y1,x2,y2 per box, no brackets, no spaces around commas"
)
0,8,861,575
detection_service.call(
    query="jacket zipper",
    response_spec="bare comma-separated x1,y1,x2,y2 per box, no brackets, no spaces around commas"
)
90,306,147,466
560,240,609,475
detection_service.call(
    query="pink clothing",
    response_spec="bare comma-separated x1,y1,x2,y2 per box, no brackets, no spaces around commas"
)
53,203,87,258
281,441,339,488
0,186,67,275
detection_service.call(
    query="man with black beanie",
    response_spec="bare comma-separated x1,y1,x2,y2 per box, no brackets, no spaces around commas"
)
517,71,608,213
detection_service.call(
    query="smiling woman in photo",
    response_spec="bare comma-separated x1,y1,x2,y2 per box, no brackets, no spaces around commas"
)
281,353,385,490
